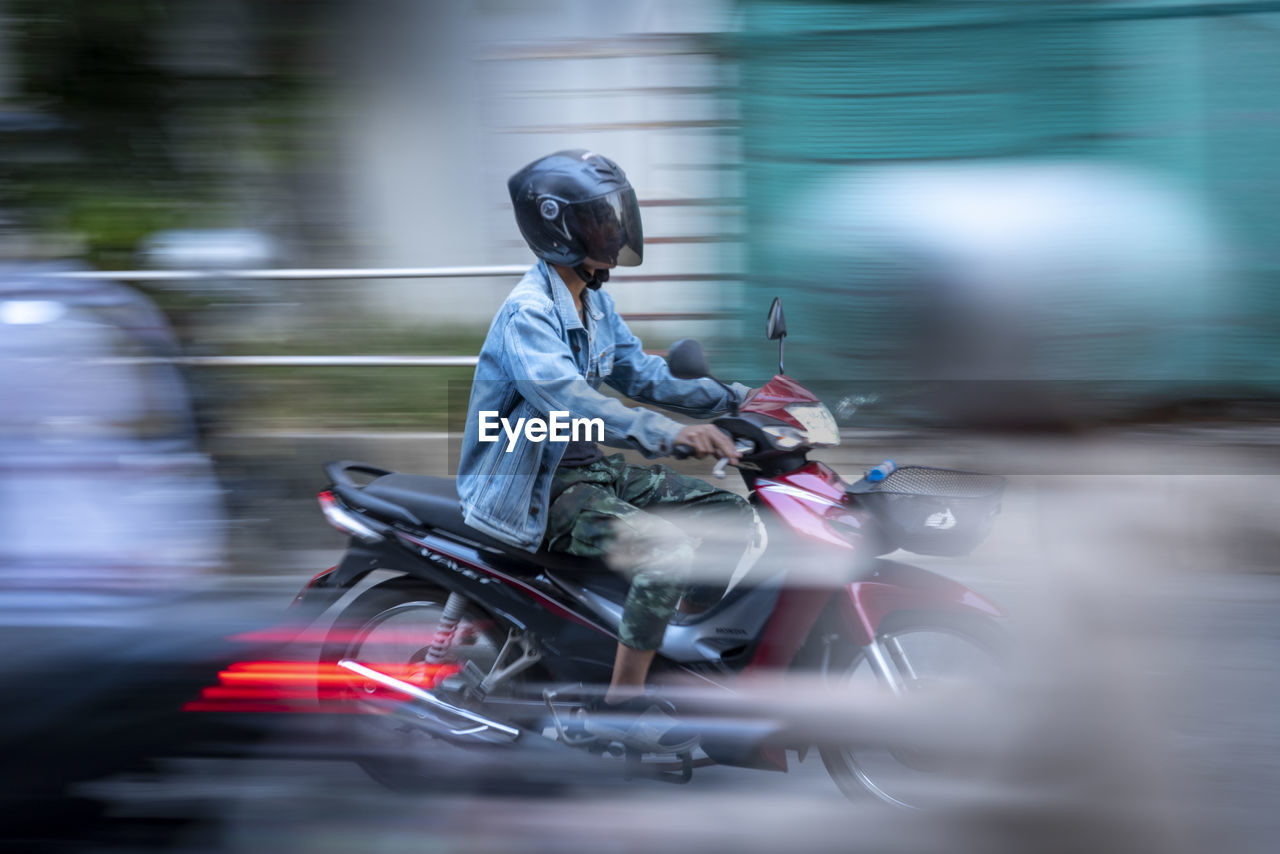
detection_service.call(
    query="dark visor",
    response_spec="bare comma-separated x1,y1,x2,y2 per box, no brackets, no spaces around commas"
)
566,187,643,267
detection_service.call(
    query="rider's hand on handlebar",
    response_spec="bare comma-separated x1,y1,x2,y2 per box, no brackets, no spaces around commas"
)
674,424,740,463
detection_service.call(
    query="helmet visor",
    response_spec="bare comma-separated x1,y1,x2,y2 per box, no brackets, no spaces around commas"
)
567,187,643,267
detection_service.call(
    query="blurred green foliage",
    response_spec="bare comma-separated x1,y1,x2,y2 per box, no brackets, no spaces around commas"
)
1,0,326,269
222,364,477,432
207,326,685,432
214,328,485,432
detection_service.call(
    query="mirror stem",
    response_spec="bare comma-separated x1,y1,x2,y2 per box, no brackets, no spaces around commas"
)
778,334,785,376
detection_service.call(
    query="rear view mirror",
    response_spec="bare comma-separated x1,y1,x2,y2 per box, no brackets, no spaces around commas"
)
766,298,787,374
667,337,739,414
766,298,787,341
666,338,711,380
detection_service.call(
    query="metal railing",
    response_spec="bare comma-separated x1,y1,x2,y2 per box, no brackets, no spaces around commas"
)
52,265,726,367
104,355,483,367
54,264,532,283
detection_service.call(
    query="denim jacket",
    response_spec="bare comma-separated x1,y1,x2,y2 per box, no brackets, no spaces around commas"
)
457,260,748,551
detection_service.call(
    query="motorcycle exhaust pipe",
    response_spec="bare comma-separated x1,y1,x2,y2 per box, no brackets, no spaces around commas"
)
337,659,521,745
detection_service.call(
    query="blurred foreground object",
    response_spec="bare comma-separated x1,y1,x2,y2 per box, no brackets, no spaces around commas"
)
734,0,1280,424
0,261,276,847
766,161,1224,424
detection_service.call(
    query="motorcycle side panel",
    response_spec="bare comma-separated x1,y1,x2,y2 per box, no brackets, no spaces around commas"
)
657,580,783,664
838,559,1004,646
752,461,874,551
743,586,837,671
303,533,622,683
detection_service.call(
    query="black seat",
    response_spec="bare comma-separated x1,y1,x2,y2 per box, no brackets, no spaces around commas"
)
356,473,613,577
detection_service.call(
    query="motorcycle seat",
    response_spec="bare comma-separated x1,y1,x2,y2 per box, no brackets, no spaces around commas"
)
356,473,614,577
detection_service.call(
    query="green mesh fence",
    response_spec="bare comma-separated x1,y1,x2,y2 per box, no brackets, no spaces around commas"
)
725,0,1280,422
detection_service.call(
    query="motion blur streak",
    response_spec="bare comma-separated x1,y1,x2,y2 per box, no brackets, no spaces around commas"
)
3,1,1280,853
230,626,461,646
183,661,459,713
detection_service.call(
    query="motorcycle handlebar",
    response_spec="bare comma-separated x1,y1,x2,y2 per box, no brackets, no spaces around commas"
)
672,432,751,463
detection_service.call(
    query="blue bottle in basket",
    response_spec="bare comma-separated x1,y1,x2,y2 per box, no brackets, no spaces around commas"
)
866,459,897,484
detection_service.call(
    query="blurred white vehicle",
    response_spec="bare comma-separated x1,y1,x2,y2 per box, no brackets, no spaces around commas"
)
0,263,226,591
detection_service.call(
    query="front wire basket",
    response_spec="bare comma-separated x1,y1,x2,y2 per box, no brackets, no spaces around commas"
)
850,465,1006,557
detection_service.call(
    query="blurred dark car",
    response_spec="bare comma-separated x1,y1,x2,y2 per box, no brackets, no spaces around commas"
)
0,264,271,845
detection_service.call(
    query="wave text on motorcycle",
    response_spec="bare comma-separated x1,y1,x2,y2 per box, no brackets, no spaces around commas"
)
477,410,604,453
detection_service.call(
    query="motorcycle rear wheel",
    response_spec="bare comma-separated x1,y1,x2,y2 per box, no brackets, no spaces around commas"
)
318,577,522,793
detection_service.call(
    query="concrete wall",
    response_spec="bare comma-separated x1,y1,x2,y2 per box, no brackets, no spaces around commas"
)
337,0,741,330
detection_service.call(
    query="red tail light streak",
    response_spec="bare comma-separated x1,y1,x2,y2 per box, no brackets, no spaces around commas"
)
183,660,460,714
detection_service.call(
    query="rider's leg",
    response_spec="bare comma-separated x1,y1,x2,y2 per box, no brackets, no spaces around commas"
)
544,476,697,687
605,643,655,704
543,455,753,692
541,459,730,750
618,463,756,611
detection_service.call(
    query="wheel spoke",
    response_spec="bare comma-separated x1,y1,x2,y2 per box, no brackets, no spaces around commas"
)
884,635,919,684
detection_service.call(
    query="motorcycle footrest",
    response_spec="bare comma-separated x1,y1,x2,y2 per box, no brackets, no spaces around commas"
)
623,748,694,784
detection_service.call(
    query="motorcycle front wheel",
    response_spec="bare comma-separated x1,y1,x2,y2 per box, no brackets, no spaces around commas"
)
819,611,1008,810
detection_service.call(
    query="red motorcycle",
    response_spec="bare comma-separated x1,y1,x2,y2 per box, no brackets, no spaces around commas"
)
287,298,1008,807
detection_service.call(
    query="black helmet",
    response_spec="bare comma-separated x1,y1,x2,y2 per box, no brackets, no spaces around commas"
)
508,150,643,288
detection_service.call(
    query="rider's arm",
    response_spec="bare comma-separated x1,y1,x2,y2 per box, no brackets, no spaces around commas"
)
599,292,750,417
500,299,684,457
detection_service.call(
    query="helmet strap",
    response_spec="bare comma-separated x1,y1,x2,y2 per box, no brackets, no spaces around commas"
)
574,263,610,291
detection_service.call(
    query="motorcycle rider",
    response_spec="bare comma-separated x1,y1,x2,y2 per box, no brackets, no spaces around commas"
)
458,149,755,750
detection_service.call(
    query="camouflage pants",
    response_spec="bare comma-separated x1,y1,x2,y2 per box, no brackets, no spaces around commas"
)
544,453,755,651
